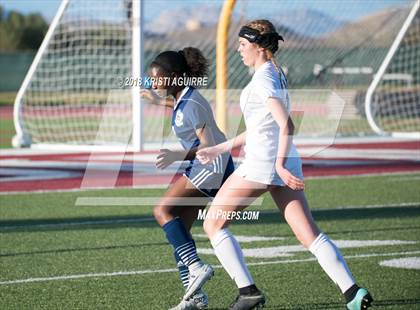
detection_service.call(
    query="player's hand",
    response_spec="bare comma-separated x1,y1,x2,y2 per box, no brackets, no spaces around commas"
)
276,165,305,190
140,89,162,105
196,145,221,165
156,149,176,169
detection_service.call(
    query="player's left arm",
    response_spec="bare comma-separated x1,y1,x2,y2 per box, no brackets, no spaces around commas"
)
267,97,293,166
267,97,304,190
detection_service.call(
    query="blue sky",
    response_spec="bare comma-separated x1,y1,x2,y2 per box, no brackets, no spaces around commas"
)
0,0,413,22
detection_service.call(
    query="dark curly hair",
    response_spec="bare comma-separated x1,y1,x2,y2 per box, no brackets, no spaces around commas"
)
150,47,208,78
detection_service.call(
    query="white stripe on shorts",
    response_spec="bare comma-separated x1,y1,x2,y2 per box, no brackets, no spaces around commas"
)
190,169,207,184
195,171,213,187
213,156,218,173
213,155,222,173
192,170,211,187
191,170,210,187
218,155,223,173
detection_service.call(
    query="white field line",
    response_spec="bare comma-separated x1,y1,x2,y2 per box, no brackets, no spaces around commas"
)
0,136,413,156
304,170,420,180
1,202,419,231
0,159,188,171
1,250,420,286
308,201,420,211
299,148,420,161
0,168,81,182
1,171,420,195
256,201,420,214
74,198,419,208
388,175,420,181
379,257,420,270
0,184,168,195
197,240,417,258
74,197,265,207
194,234,284,243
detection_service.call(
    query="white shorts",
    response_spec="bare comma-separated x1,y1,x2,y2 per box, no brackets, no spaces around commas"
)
234,155,303,186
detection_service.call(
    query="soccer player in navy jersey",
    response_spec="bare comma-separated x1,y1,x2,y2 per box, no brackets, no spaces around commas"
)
141,47,234,310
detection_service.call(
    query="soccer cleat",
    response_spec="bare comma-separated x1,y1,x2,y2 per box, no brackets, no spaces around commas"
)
346,288,373,310
228,291,266,310
169,290,208,310
183,263,214,301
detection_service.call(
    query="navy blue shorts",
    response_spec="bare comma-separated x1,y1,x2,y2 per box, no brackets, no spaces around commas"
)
184,156,234,198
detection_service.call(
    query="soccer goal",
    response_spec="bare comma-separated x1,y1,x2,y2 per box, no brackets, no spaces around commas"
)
12,0,420,150
13,0,143,151
365,0,420,138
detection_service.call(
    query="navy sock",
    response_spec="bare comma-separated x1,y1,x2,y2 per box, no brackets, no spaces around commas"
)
174,251,189,289
163,217,200,266
163,217,191,247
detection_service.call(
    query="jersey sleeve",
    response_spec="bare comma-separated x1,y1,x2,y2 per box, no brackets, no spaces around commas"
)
254,71,288,107
187,100,212,130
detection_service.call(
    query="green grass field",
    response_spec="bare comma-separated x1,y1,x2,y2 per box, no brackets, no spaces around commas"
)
1,174,420,309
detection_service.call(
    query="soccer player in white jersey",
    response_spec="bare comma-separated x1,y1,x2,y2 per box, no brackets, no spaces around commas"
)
196,20,373,310
141,47,234,310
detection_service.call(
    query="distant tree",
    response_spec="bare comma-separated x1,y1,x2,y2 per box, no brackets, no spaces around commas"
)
0,7,48,51
20,13,48,50
7,11,25,30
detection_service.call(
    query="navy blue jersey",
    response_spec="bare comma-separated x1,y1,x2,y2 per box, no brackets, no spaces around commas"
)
172,86,230,174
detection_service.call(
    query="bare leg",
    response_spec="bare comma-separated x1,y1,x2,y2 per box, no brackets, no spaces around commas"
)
270,185,357,295
203,173,267,292
203,173,267,238
152,175,211,298
269,186,320,248
153,175,209,227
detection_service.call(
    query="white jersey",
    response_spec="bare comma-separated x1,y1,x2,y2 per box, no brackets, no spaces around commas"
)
235,60,303,185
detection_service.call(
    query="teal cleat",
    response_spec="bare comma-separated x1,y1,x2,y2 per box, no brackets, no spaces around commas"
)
346,288,373,310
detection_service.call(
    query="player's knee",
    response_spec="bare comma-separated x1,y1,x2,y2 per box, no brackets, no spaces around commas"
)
296,233,315,249
203,218,215,237
298,236,310,249
153,203,167,222
152,204,161,220
203,218,225,239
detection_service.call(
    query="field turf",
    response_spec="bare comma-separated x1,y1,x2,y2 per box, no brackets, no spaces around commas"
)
1,173,420,309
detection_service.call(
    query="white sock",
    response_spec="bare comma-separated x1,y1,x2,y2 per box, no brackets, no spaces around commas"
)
210,228,254,288
309,233,355,293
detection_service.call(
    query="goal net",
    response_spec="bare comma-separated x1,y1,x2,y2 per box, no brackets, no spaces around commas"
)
13,0,140,150
13,0,419,150
365,0,420,138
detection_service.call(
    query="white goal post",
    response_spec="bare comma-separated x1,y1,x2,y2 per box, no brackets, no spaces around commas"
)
365,0,420,139
13,0,144,151
12,0,420,149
